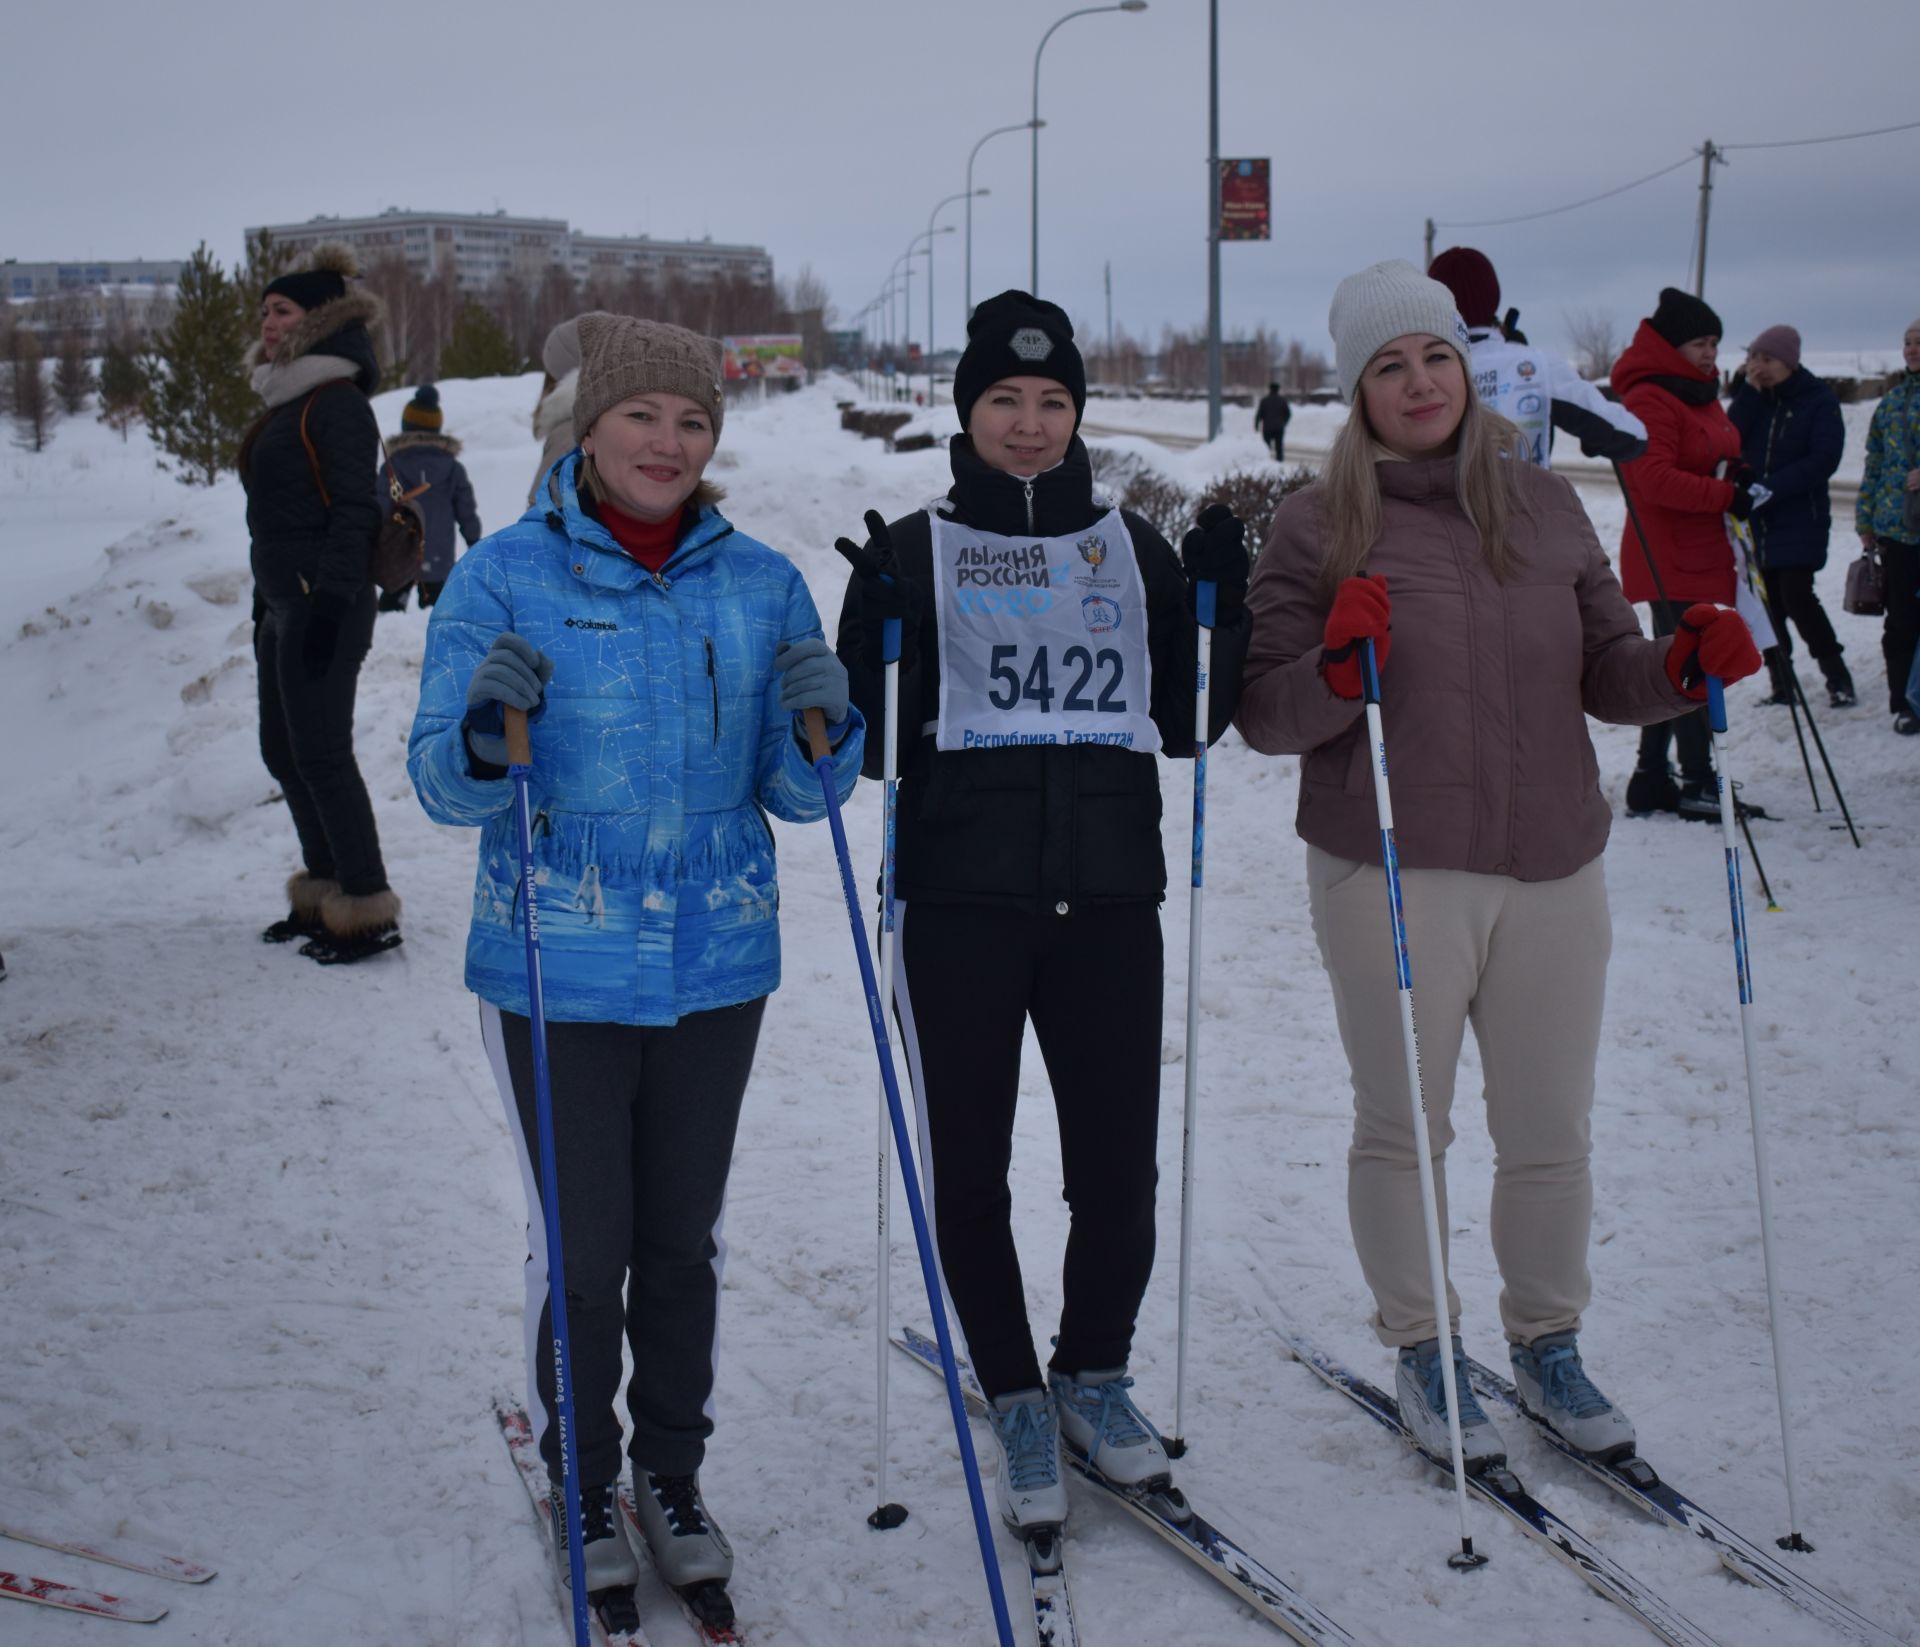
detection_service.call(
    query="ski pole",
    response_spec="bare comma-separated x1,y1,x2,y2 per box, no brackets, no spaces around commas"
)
504,706,592,1646
1704,677,1812,1553
1786,670,1861,849
1737,804,1782,914
1168,579,1216,1460
1360,639,1487,1573
802,706,1017,1647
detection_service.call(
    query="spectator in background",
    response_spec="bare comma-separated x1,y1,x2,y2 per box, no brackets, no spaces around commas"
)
1855,318,1920,733
379,386,481,613
1255,381,1292,462
1727,325,1853,708
530,315,584,506
1428,246,1646,470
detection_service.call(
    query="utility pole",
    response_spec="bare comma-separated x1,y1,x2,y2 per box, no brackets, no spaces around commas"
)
1423,216,1435,270
1104,260,1114,383
1693,139,1723,298
1205,0,1222,440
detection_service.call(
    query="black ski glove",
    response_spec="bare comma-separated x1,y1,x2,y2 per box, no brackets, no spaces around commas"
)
301,590,351,680
1730,484,1757,522
1180,503,1249,626
835,510,922,669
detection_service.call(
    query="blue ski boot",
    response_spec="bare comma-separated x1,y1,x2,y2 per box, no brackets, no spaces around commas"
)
989,1389,1069,1534
1510,1330,1637,1460
1048,1367,1172,1491
1396,1336,1506,1471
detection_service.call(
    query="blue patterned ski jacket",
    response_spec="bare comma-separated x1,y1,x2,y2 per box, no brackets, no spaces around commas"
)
1856,370,1920,545
408,454,863,1025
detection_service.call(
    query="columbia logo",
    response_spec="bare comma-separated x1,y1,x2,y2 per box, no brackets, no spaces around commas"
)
564,616,617,631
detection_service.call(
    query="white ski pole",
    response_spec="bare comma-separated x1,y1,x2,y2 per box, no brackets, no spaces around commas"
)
1361,638,1486,1572
1705,674,1812,1553
870,620,906,1530
1169,579,1216,1458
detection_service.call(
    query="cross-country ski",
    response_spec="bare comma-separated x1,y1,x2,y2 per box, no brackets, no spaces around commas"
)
0,1569,167,1625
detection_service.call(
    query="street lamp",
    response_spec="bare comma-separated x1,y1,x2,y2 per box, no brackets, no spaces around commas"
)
926,190,986,405
1031,2,1147,294
967,119,1042,318
901,226,953,403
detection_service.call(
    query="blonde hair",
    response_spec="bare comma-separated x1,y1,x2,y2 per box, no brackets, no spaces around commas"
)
1314,371,1531,596
579,453,725,513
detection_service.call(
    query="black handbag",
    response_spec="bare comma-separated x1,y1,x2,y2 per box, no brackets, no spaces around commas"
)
1842,543,1885,617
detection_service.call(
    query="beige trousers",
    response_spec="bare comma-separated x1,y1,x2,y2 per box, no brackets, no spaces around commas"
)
1305,846,1611,1348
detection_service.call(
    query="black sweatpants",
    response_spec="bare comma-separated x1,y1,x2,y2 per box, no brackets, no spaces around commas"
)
1761,566,1843,668
1635,600,1714,783
483,996,767,1486
256,590,387,895
894,900,1163,1401
1879,538,1920,715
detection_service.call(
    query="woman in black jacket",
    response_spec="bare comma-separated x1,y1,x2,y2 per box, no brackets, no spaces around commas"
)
835,291,1249,1541
240,245,400,963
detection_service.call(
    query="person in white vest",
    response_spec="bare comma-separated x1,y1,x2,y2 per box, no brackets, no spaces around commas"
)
1428,247,1646,470
834,290,1251,1543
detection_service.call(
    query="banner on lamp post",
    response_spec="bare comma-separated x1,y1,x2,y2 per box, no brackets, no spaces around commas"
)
1218,158,1271,242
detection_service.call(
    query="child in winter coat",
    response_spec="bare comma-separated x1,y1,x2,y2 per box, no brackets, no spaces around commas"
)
379,385,481,612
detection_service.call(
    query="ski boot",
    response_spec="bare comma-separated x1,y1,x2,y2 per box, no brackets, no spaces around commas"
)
988,1388,1069,1539
1049,1366,1173,1495
1510,1331,1637,1461
631,1468,736,1633
1624,765,1679,817
548,1479,640,1592
1395,1336,1506,1472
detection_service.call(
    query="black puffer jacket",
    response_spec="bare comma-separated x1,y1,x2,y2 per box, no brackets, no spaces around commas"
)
240,291,383,603
836,436,1249,914
1727,365,1844,572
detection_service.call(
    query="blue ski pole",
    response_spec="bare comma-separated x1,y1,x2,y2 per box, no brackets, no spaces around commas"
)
505,706,592,1645
1361,639,1487,1573
801,706,1017,1647
1168,578,1214,1459
1705,678,1811,1552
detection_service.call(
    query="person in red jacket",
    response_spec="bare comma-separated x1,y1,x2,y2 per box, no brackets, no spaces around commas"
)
1613,289,1758,820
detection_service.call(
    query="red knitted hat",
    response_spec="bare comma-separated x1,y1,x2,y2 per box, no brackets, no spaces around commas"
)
1427,247,1500,329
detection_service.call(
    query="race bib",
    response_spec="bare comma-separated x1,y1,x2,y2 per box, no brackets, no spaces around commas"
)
929,506,1161,754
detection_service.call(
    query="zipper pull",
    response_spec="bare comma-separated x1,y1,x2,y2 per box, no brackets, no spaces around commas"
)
706,636,719,745
1023,478,1036,534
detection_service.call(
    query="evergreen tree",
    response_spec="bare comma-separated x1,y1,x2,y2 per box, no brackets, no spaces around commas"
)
97,341,146,441
7,330,60,453
142,243,256,486
236,228,299,321
52,329,95,415
437,299,524,379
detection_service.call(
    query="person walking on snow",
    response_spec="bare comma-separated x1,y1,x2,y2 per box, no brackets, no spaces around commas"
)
1255,381,1292,462
378,385,481,613
1727,325,1854,709
1427,246,1647,469
1613,287,1759,820
1855,318,1920,733
408,313,862,1605
1236,259,1759,1474
241,245,402,965
833,290,1251,1542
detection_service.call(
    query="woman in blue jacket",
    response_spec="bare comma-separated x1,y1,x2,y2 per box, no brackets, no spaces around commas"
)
408,314,861,1612
1727,325,1852,708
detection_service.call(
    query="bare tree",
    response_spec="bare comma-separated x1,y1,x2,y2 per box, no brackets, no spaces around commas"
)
1564,309,1622,381
52,313,96,416
8,329,60,452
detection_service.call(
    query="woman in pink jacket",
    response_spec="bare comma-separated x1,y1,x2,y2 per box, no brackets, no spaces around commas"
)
1236,261,1759,1470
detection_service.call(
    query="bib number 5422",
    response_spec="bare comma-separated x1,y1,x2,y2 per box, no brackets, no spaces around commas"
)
986,643,1127,713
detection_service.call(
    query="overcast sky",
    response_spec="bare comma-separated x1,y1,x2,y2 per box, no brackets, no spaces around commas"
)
5,0,1914,366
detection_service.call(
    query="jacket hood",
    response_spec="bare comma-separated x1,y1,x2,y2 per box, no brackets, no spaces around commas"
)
388,431,462,457
1612,319,1721,406
245,288,384,395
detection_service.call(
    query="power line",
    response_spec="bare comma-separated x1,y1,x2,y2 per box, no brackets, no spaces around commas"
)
1435,154,1695,230
1721,117,1920,152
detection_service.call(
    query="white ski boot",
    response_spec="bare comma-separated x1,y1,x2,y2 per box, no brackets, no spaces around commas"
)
1395,1336,1506,1472
1510,1330,1637,1460
989,1388,1069,1534
630,1469,733,1588
548,1479,639,1591
1048,1366,1172,1491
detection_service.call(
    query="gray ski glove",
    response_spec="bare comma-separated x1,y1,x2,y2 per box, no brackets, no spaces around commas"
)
774,636,850,732
465,632,555,768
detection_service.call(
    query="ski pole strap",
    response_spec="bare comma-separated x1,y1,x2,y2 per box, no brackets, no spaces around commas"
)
1361,636,1384,706
504,705,532,767
1195,579,1217,630
1706,676,1729,736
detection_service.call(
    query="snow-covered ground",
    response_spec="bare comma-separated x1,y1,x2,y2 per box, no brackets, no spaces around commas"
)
1,376,1915,1646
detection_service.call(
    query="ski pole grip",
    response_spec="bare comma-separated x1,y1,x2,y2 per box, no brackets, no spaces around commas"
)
882,615,902,665
1706,675,1729,735
504,705,532,767
1195,579,1217,630
803,706,833,763
1361,636,1384,706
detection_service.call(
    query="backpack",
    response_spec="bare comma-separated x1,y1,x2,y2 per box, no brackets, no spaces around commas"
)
298,386,429,594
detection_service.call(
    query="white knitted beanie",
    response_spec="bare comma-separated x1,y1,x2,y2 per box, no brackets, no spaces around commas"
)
1329,259,1473,403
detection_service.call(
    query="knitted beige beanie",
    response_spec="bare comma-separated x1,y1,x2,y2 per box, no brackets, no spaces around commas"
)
573,313,726,442
1329,259,1472,403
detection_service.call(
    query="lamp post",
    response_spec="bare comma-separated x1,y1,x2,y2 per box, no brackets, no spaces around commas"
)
901,227,952,405
926,193,984,406
1030,1,1148,294
967,120,1041,318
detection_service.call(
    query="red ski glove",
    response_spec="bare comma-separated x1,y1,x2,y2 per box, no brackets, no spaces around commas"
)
1322,575,1391,699
1665,603,1762,701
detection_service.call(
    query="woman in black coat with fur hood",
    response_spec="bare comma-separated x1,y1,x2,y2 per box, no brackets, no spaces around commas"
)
239,245,400,963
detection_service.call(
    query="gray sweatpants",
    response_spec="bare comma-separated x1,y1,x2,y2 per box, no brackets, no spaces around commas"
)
481,996,767,1486
1305,847,1610,1349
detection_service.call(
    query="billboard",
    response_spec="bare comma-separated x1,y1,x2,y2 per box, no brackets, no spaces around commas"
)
1218,158,1271,242
722,335,805,381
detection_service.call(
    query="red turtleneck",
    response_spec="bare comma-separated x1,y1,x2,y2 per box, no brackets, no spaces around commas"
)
598,498,684,572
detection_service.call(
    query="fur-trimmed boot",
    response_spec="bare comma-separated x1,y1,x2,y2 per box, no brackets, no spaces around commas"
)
264,871,338,944
301,888,402,966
